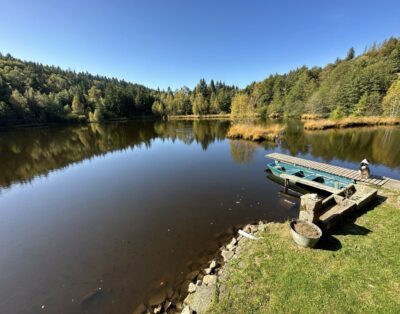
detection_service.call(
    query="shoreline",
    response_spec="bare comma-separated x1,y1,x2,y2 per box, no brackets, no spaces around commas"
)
166,114,232,120
134,185,400,314
133,221,268,314
303,117,400,130
0,116,160,131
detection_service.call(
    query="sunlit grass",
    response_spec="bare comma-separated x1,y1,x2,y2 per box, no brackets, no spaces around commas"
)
226,124,285,142
304,116,400,130
210,190,400,313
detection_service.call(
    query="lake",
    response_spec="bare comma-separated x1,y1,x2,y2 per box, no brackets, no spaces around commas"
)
0,120,399,313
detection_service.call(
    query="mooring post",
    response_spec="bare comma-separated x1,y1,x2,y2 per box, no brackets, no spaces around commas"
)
284,178,289,193
299,194,322,223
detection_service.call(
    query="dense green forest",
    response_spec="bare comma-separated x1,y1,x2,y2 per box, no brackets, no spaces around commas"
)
247,38,400,118
1,37,400,126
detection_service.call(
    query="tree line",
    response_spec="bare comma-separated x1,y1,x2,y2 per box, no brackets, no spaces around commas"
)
245,37,400,118
1,37,400,126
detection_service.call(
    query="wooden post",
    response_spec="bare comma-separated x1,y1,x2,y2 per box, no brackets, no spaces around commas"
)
284,178,289,193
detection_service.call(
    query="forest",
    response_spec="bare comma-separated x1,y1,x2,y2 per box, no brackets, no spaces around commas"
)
1,37,400,126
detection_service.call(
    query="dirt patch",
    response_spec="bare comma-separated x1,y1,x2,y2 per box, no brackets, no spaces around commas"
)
293,221,320,238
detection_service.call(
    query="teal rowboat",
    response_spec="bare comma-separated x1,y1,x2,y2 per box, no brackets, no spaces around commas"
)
267,161,354,191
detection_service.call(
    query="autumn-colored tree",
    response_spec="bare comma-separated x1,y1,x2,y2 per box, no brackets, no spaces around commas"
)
230,93,256,119
382,77,400,116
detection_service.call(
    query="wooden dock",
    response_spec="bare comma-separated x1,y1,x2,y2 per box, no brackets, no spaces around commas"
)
265,152,400,188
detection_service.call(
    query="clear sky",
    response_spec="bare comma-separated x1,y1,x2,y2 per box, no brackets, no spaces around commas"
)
1,0,399,90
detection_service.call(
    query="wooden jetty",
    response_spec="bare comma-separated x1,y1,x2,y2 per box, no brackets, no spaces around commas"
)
265,152,400,229
266,152,400,189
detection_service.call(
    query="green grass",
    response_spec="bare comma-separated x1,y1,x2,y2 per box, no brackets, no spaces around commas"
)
210,190,400,313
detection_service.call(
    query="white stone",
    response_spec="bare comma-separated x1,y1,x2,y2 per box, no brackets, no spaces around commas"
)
181,305,192,314
188,282,196,293
202,275,217,285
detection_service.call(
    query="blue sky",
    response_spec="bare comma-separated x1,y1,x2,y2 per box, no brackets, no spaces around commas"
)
1,0,399,90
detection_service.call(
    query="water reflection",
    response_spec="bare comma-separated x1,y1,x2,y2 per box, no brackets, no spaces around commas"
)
281,121,400,169
229,140,258,164
0,120,400,313
0,120,400,190
0,120,230,189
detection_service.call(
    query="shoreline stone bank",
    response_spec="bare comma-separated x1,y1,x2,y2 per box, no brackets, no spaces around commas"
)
133,221,268,314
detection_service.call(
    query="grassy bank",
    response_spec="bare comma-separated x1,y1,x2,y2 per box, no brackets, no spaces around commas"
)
304,116,400,130
226,124,285,142
209,189,400,313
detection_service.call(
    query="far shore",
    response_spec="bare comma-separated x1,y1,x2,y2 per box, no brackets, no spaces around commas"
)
303,116,400,130
167,114,232,120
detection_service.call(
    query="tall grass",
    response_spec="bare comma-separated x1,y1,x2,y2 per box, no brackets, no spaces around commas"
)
227,124,285,142
304,116,400,130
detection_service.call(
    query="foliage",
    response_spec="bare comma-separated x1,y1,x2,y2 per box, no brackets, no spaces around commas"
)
0,54,155,126
248,37,400,118
382,76,400,116
230,93,257,119
1,37,400,126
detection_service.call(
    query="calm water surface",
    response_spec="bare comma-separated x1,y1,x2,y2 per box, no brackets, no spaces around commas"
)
0,120,399,313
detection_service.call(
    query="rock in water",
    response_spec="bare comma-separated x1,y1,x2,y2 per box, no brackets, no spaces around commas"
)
132,303,146,314
153,304,162,313
226,237,237,251
148,289,167,307
185,270,199,281
209,260,217,270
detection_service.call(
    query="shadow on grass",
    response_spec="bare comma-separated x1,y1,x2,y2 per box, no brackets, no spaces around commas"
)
315,194,387,251
314,233,342,251
331,194,386,236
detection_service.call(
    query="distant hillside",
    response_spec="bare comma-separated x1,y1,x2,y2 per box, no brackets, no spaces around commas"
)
0,54,156,126
1,37,400,126
247,37,400,118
